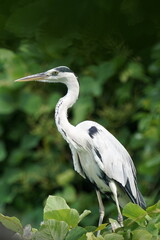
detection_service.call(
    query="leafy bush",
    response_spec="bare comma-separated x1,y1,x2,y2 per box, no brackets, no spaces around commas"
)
0,0,160,229
0,196,159,240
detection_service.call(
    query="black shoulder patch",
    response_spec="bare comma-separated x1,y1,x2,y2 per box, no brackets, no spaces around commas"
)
55,66,73,73
88,126,98,138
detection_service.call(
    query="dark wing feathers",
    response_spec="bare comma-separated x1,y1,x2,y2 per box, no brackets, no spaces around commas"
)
78,121,145,208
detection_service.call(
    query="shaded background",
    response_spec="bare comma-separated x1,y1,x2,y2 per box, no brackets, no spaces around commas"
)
0,0,160,228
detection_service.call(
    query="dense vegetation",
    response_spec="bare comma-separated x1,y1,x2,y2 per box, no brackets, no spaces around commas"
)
0,196,160,239
0,0,160,238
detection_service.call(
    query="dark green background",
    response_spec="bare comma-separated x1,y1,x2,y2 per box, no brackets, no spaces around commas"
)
0,0,159,227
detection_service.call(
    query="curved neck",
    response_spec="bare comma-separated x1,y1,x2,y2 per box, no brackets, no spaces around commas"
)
55,77,79,142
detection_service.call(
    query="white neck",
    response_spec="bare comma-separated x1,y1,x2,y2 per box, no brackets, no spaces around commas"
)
55,75,79,142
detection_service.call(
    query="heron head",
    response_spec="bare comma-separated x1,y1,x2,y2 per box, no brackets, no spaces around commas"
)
15,66,75,83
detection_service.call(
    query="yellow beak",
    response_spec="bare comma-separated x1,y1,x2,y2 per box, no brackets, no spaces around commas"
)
15,72,47,82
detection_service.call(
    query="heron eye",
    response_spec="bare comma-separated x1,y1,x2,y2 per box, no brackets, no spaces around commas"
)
52,71,59,76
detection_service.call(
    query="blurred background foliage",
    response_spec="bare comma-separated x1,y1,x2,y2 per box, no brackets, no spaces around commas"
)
0,0,160,228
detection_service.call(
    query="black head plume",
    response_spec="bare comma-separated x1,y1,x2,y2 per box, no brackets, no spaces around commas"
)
55,66,73,73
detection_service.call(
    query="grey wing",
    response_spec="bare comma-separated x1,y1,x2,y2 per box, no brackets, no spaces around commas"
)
78,121,146,208
69,144,86,179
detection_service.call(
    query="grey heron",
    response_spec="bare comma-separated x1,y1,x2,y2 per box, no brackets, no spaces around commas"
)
15,66,146,233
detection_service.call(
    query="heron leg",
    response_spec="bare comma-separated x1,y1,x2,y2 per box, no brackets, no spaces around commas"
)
96,190,105,236
109,181,123,228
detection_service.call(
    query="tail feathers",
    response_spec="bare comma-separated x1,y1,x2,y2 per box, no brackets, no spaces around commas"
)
123,180,146,209
116,180,146,209
125,179,146,209
136,189,146,209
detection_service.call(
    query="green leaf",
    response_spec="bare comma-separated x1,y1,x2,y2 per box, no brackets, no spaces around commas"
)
85,226,97,232
35,219,68,240
44,196,70,213
123,218,138,231
0,213,23,235
123,203,147,226
86,232,102,240
95,223,108,232
146,200,160,218
132,229,152,240
104,233,124,240
44,209,79,228
146,219,159,237
66,226,87,240
79,210,91,223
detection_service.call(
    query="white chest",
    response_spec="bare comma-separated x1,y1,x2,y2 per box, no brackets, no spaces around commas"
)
78,151,111,193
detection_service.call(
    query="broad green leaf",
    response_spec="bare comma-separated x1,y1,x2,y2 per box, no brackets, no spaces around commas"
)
65,226,87,240
146,219,159,237
0,213,23,235
146,200,160,218
104,233,124,240
44,196,70,213
95,223,108,232
86,232,103,240
44,209,79,228
122,203,147,226
123,218,138,231
35,219,68,240
85,226,97,232
78,235,87,240
132,229,152,240
79,210,91,223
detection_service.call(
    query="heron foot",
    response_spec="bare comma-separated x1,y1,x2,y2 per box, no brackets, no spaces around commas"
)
118,214,123,227
109,218,121,232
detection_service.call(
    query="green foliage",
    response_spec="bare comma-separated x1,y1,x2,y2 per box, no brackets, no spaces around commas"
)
0,213,23,235
0,0,159,229
0,196,159,240
122,203,147,226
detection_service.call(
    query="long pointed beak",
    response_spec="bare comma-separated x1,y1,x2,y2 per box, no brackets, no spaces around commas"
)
15,72,47,82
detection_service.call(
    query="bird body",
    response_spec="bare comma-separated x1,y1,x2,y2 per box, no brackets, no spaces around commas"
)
15,66,145,232
69,120,145,208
